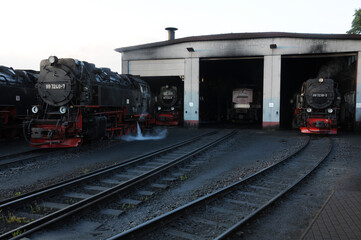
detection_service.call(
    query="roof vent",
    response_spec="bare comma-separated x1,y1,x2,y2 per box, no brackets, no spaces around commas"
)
165,27,178,40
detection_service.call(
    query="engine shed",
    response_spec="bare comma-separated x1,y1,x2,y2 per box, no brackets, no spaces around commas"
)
116,32,361,131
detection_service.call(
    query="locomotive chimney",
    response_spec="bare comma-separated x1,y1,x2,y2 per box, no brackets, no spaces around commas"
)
165,27,178,40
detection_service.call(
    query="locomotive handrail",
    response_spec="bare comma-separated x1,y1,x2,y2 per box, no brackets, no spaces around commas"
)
0,74,9,84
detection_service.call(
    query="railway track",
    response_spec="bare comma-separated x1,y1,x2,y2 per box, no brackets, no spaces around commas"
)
0,149,56,168
107,136,332,240
0,130,237,239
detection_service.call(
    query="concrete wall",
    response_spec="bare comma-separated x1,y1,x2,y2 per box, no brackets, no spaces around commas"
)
263,55,281,128
356,51,361,129
128,59,185,76
184,58,199,127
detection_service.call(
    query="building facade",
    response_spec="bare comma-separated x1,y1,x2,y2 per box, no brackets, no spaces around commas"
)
116,32,361,130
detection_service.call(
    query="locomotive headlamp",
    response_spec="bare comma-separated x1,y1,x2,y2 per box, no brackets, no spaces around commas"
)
318,78,324,83
158,106,161,111
171,107,175,111
59,106,67,114
306,108,312,113
48,56,58,65
31,106,39,114
327,108,333,114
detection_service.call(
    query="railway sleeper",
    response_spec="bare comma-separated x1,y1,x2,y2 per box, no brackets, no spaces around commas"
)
101,179,124,185
63,192,93,200
83,185,108,192
119,198,142,206
236,190,271,199
113,173,138,180
224,197,259,208
100,208,124,217
164,228,202,240
190,216,229,228
247,184,280,193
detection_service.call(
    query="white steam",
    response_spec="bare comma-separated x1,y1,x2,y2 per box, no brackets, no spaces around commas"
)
120,123,168,142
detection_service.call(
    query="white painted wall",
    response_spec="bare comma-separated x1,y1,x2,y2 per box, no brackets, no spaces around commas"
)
183,58,199,126
262,55,281,127
128,59,184,76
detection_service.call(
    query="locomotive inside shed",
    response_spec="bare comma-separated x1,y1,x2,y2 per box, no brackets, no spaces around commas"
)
142,76,184,124
199,58,264,127
280,53,357,130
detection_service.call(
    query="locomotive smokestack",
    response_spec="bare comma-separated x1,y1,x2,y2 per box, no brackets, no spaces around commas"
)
165,27,178,40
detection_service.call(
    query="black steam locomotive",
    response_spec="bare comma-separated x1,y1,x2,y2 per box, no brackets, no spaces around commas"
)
26,56,154,148
0,66,38,138
155,85,181,125
293,78,341,134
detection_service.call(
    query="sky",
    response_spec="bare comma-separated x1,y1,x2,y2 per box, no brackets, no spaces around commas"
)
0,0,360,73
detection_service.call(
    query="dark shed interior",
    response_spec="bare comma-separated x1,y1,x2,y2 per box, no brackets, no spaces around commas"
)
280,54,357,130
199,58,264,126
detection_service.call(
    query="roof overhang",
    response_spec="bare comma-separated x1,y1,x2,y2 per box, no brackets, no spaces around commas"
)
115,32,361,53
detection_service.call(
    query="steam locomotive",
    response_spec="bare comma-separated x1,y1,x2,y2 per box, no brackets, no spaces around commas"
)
293,78,341,134
26,56,154,148
0,66,38,138
154,85,181,125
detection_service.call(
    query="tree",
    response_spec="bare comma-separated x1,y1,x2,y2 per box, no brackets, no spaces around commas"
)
347,8,361,34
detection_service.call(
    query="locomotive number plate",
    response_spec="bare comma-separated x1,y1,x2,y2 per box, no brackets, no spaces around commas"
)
312,93,327,97
45,84,66,89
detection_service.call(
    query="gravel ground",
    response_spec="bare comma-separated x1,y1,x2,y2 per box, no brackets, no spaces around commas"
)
29,129,307,240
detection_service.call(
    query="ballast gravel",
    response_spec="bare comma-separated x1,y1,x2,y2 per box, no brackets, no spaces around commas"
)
29,129,308,239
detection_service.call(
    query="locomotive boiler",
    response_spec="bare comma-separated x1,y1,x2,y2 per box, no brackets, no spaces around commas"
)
293,78,341,134
155,85,181,125
26,56,154,148
0,66,38,138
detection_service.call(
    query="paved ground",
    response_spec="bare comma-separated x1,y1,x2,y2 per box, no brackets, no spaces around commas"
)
302,191,361,240
302,134,361,240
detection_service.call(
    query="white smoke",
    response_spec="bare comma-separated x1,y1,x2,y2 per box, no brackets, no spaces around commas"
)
317,59,345,79
120,123,168,142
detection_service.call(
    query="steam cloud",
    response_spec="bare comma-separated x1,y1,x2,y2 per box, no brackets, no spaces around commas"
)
120,124,168,142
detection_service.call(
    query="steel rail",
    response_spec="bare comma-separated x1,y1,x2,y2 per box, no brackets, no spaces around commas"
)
107,136,319,240
1,130,233,239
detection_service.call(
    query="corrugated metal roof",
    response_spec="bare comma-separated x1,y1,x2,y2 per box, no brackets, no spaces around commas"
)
115,32,361,53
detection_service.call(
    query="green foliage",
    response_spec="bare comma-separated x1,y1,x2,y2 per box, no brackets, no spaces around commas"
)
4,212,29,224
30,202,41,214
347,8,361,34
180,175,188,181
12,229,23,237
